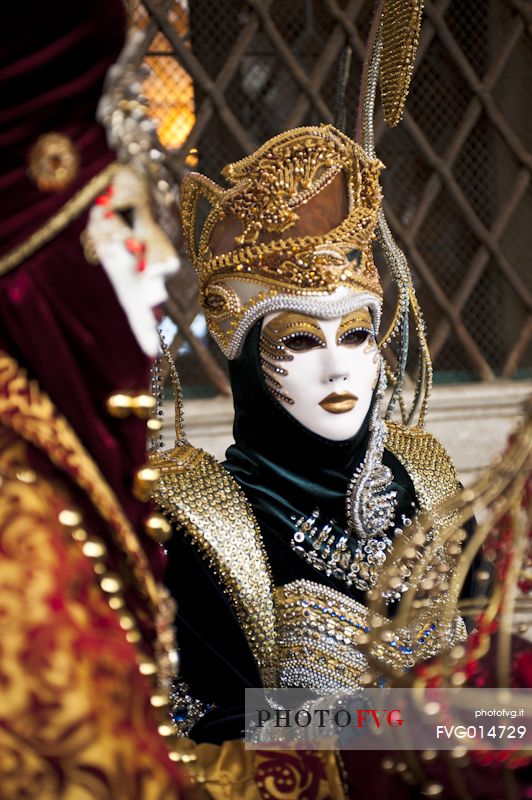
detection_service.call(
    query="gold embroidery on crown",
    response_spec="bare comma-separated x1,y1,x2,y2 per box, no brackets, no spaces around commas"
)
179,125,384,358
221,135,349,246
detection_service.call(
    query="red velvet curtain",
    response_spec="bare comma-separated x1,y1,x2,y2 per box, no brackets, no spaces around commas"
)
0,2,164,588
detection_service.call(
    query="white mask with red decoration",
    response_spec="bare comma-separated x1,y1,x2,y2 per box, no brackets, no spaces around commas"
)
86,165,179,357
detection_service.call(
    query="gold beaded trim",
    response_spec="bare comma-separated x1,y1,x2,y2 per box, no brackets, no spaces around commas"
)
56,501,186,761
275,579,466,690
384,421,459,514
196,219,380,293
151,444,277,685
369,421,463,618
0,163,117,277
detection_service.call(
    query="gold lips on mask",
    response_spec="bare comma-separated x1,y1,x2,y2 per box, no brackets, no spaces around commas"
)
319,391,358,414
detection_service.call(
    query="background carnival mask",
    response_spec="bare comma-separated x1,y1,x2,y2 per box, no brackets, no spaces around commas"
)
85,164,179,357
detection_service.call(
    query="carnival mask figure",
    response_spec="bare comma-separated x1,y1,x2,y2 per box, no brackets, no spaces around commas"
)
85,164,179,357
151,125,468,748
0,1,189,793
260,307,380,440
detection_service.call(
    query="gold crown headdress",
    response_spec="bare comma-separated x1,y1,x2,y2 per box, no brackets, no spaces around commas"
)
179,1,431,428
180,125,384,359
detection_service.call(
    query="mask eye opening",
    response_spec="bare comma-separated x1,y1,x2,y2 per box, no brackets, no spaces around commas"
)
116,207,135,228
337,327,373,347
281,332,326,353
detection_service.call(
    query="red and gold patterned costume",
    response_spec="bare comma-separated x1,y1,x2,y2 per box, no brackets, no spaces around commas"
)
0,371,188,798
0,2,193,796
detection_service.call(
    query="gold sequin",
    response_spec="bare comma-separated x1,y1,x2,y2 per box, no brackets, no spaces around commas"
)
380,0,423,126
385,421,459,512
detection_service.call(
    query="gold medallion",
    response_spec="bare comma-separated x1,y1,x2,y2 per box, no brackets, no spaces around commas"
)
28,132,80,193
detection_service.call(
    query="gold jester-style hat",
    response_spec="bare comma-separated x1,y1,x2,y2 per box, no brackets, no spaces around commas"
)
180,124,384,359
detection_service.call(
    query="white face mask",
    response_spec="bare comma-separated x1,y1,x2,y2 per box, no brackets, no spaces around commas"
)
260,308,380,441
86,165,179,357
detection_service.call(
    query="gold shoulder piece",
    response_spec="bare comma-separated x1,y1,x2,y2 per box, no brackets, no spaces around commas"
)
385,420,459,513
150,445,277,684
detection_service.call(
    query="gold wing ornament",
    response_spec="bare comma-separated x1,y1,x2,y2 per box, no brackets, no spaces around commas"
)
361,404,531,687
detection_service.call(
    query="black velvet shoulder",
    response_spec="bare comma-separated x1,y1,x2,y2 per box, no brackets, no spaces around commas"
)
163,444,418,743
165,529,260,743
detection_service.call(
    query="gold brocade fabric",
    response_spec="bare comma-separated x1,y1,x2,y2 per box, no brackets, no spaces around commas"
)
182,739,346,800
0,432,186,799
0,352,160,612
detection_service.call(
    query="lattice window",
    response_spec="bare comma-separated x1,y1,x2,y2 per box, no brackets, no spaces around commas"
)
128,0,532,394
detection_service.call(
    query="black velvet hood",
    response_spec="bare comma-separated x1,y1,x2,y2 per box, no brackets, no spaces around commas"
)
168,322,422,743
223,322,417,596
